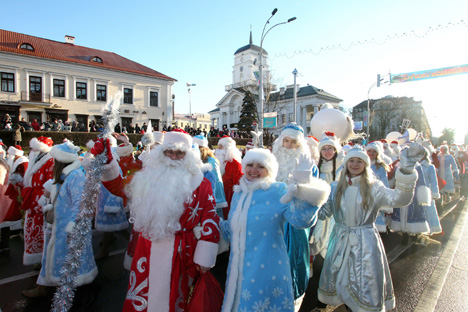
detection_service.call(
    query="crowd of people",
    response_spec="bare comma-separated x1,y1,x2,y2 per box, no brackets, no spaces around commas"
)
0,114,467,312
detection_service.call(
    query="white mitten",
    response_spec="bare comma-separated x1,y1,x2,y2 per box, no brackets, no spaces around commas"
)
101,158,120,182
292,153,313,184
399,143,426,174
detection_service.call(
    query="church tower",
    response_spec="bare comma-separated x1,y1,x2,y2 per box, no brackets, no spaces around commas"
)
227,31,271,93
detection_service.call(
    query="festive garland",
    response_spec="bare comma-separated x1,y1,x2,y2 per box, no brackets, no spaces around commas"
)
51,92,122,312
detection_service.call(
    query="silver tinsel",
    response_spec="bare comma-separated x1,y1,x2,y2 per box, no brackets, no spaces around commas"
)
52,92,122,312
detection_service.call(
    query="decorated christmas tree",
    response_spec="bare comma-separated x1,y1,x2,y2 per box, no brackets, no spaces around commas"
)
237,90,258,132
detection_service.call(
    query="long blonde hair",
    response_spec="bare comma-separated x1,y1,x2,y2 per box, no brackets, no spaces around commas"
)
374,154,390,172
335,160,374,211
199,146,217,164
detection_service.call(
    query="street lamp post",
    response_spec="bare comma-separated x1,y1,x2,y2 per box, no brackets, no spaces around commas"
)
258,9,296,147
366,75,386,140
292,68,298,123
187,83,196,129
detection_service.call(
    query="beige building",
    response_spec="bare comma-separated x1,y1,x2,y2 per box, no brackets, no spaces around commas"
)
0,29,176,131
172,113,211,131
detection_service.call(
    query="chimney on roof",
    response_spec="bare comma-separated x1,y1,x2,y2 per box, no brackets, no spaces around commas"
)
65,35,75,45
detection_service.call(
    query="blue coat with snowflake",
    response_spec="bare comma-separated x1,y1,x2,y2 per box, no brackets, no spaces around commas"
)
38,163,97,287
220,177,326,312
206,156,227,212
95,181,128,232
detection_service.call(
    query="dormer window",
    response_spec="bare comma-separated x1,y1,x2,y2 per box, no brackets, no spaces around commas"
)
19,43,34,51
91,56,103,63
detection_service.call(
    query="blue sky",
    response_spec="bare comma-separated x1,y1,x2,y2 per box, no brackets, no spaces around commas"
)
2,0,467,142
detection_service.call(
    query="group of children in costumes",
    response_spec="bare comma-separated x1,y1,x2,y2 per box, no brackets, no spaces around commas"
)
0,117,465,312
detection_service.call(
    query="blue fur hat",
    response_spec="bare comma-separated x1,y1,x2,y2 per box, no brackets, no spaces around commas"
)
192,134,208,148
50,141,80,163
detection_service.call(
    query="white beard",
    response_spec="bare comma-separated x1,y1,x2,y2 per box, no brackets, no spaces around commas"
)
214,149,226,174
127,148,196,241
274,147,303,183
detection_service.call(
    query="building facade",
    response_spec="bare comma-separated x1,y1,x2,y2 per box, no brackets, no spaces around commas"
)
0,30,176,131
209,32,342,135
352,96,432,141
173,113,211,131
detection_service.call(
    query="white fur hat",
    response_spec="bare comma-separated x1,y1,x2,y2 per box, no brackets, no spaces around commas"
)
50,141,80,163
242,148,278,180
7,145,24,157
365,142,381,155
305,136,319,149
141,132,155,146
163,129,193,151
343,146,370,167
192,134,208,148
218,135,236,148
318,131,341,152
154,131,164,145
30,137,53,153
421,140,434,154
280,122,304,142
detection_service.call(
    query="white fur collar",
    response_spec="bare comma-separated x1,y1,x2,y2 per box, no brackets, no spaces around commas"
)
23,153,53,188
62,160,82,177
190,171,204,193
234,176,274,193
201,163,213,173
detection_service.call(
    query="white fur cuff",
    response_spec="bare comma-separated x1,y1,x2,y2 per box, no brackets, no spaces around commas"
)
217,235,230,254
116,143,134,157
433,192,441,200
295,177,331,207
416,186,432,206
193,240,219,268
65,222,75,233
104,205,121,213
395,168,418,184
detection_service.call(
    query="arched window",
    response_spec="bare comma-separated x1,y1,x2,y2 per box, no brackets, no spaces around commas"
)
91,56,103,63
19,43,34,51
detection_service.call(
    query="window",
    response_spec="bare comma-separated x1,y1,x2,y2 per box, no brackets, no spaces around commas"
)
53,79,65,97
91,56,103,63
96,84,106,102
150,91,158,107
288,113,293,122
76,82,87,100
19,43,34,51
124,88,133,104
1,72,14,92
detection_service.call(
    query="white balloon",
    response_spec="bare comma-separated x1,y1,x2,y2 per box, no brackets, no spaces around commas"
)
407,128,417,140
386,131,405,145
310,108,352,143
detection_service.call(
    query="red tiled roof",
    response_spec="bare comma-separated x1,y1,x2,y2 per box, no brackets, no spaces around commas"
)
0,29,176,81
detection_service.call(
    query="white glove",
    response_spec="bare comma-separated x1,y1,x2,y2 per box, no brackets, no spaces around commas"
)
101,158,120,182
399,143,426,174
292,154,313,184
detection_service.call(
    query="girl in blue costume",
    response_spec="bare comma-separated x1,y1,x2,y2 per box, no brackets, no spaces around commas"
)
23,142,97,298
437,145,460,202
420,146,442,234
365,142,391,233
221,149,330,312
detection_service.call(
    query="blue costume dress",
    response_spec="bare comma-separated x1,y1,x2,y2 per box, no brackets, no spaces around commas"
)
37,161,97,286
221,176,329,312
206,156,227,217
438,153,459,194
371,163,390,232
95,182,128,232
390,164,431,234
420,160,442,234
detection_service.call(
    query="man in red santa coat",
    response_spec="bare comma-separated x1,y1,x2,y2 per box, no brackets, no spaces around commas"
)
214,135,243,219
21,137,54,265
118,129,220,312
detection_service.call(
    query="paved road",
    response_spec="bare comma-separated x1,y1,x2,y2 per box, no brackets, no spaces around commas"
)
0,197,467,312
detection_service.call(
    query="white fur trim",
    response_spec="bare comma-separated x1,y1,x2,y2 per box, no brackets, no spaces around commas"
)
29,137,52,153
395,168,418,185
103,204,122,213
65,222,75,233
86,140,95,150
7,146,23,156
218,136,235,148
242,148,278,180
432,192,441,200
217,235,230,254
163,131,192,151
115,143,133,157
23,252,43,266
62,160,82,177
23,154,53,188
148,237,174,312
95,222,128,232
416,186,432,206
50,143,80,163
11,156,28,173
193,240,219,268
193,136,208,148
190,171,204,193
201,163,213,173
294,177,331,207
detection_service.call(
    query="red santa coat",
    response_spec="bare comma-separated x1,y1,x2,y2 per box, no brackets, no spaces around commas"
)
20,155,54,265
2,158,28,223
122,177,220,312
222,159,243,219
